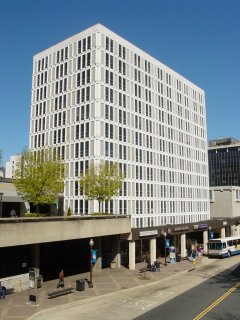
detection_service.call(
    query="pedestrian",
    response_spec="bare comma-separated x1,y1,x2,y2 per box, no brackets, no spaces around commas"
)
0,282,6,299
192,250,196,265
57,270,64,288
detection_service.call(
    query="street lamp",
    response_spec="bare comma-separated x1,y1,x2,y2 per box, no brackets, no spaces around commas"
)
163,232,167,266
0,192,4,218
89,238,94,288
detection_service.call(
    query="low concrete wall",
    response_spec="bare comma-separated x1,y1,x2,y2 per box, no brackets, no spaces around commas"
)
0,273,29,292
0,216,131,247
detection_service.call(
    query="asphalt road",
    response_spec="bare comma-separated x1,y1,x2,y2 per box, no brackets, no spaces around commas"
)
135,262,240,320
30,256,240,320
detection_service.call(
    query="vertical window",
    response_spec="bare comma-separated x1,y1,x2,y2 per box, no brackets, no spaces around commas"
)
105,142,109,156
85,141,89,156
87,36,91,50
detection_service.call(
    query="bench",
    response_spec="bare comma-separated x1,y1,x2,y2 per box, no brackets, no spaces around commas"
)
6,288,15,295
140,261,160,273
2,287,15,295
48,287,74,299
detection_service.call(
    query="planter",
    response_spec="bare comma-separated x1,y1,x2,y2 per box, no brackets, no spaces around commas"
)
110,261,116,269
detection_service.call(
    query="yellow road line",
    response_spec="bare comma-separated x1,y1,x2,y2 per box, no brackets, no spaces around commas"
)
193,281,240,320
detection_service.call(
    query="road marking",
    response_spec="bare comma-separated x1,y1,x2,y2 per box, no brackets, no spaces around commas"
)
193,281,240,320
120,290,173,311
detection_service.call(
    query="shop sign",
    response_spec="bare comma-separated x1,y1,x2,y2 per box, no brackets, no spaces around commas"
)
91,250,97,263
194,224,208,230
165,239,170,248
173,226,189,232
170,246,176,264
139,230,158,237
199,224,208,229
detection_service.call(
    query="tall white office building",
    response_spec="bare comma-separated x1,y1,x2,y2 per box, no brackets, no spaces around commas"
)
29,24,209,228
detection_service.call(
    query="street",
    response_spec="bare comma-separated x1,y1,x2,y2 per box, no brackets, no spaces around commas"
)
29,255,240,320
136,260,240,320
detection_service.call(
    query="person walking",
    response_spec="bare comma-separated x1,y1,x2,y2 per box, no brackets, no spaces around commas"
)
192,250,196,266
57,270,64,288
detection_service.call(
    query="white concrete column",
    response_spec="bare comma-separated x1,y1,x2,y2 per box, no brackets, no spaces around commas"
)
150,238,156,264
231,225,236,236
180,233,186,258
221,227,226,238
203,230,208,254
129,241,135,270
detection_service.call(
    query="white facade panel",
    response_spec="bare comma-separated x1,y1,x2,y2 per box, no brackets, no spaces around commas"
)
29,24,210,227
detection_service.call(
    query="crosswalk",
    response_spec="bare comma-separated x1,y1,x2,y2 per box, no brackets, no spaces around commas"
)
119,289,174,312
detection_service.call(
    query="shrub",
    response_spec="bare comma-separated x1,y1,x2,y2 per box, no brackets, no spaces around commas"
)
91,212,111,216
67,207,72,216
25,212,47,217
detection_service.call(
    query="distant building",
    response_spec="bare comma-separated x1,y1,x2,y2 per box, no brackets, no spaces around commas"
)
0,177,27,217
29,23,209,228
208,137,240,220
208,137,240,187
5,155,20,179
0,167,4,178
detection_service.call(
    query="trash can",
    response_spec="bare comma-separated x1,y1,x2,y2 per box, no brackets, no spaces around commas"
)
76,279,85,291
176,254,181,262
37,275,43,288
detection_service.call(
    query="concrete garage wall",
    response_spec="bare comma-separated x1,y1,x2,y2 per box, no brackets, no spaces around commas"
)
210,187,240,218
0,216,131,247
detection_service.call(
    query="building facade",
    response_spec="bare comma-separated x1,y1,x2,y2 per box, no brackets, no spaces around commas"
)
208,137,240,187
5,155,20,179
210,186,240,218
29,24,209,228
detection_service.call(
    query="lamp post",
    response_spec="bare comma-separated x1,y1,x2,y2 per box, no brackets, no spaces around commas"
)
89,238,94,288
163,232,167,266
0,192,3,218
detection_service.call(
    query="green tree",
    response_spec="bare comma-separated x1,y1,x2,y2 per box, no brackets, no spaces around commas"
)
79,162,125,212
13,149,65,214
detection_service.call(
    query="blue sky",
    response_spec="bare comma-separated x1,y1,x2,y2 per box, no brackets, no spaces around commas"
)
0,0,240,164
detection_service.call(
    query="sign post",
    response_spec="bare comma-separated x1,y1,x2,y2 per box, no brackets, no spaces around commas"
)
170,246,176,264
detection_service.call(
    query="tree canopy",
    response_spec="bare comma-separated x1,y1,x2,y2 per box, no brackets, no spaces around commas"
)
79,162,125,212
13,149,65,213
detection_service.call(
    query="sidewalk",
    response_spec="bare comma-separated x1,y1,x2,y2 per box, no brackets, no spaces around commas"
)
0,256,208,320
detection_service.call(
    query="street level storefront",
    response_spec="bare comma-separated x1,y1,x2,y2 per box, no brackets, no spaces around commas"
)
128,217,240,270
